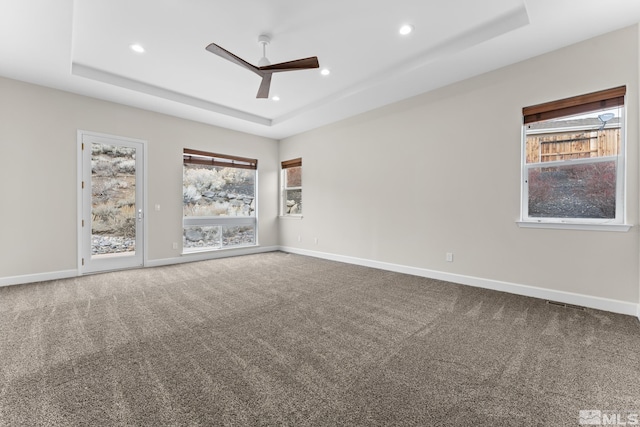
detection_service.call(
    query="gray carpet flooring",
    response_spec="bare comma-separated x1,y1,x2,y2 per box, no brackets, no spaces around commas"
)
1,251,639,426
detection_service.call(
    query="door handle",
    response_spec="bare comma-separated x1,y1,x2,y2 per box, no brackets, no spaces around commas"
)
138,209,143,221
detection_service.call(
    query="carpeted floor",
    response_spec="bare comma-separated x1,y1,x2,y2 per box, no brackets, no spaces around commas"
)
1,251,639,426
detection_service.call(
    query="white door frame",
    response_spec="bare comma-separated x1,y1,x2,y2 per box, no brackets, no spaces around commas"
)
77,130,148,274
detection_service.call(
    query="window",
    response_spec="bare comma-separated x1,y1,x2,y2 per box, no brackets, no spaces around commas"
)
521,86,626,229
281,158,302,216
183,149,257,252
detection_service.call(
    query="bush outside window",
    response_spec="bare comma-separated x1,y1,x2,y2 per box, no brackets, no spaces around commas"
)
282,158,302,215
521,87,625,225
183,149,257,252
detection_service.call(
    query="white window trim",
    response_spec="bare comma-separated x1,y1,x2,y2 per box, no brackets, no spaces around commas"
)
516,221,631,232
183,217,255,227
182,217,258,254
281,168,302,217
525,122,620,135
519,108,630,232
182,155,259,254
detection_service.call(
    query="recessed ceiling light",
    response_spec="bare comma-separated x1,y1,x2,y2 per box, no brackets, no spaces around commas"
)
130,44,145,53
272,95,280,101
320,68,331,76
399,24,414,36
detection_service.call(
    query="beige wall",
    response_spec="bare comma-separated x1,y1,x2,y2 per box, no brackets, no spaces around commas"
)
0,78,279,278
1,25,638,308
280,25,640,304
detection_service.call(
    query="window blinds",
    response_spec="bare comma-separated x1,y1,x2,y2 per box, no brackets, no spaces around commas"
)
523,86,626,125
281,158,302,169
183,148,257,170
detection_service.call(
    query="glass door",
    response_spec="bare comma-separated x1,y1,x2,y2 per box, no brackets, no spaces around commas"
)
79,131,145,274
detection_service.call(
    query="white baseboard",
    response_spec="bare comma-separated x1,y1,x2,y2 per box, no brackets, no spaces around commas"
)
146,245,280,268
0,269,78,288
280,246,640,318
0,246,280,287
2,248,638,321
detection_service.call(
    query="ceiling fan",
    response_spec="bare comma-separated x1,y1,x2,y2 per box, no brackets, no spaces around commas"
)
206,35,319,99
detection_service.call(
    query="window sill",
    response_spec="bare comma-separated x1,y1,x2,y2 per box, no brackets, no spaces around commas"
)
279,215,303,220
517,221,632,232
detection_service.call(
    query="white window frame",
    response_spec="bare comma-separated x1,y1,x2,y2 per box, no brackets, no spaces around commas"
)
518,88,630,232
183,149,259,252
182,216,257,253
280,159,302,218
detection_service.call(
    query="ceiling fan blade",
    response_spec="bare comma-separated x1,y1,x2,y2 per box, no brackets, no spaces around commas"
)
205,43,262,76
256,74,272,98
259,56,319,72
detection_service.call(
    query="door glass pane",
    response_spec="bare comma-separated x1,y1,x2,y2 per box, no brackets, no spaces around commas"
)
91,143,137,257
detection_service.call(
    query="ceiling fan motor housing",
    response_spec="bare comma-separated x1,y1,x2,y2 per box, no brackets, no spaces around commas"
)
258,35,271,66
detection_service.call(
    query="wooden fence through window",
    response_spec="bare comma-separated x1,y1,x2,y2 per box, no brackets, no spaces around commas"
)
526,127,620,164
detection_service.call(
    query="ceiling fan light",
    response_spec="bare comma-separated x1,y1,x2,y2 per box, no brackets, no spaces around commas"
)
399,24,413,36
258,57,271,67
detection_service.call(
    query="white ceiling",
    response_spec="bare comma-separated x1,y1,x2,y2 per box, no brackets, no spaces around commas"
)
2,0,640,139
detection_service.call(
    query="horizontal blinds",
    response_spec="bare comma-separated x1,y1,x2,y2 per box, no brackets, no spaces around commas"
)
281,158,302,169
183,148,257,170
523,86,626,125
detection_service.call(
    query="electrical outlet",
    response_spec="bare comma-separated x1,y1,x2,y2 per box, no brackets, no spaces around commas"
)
297,235,301,242
446,252,454,262
314,237,318,244
155,204,161,211
172,242,178,250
